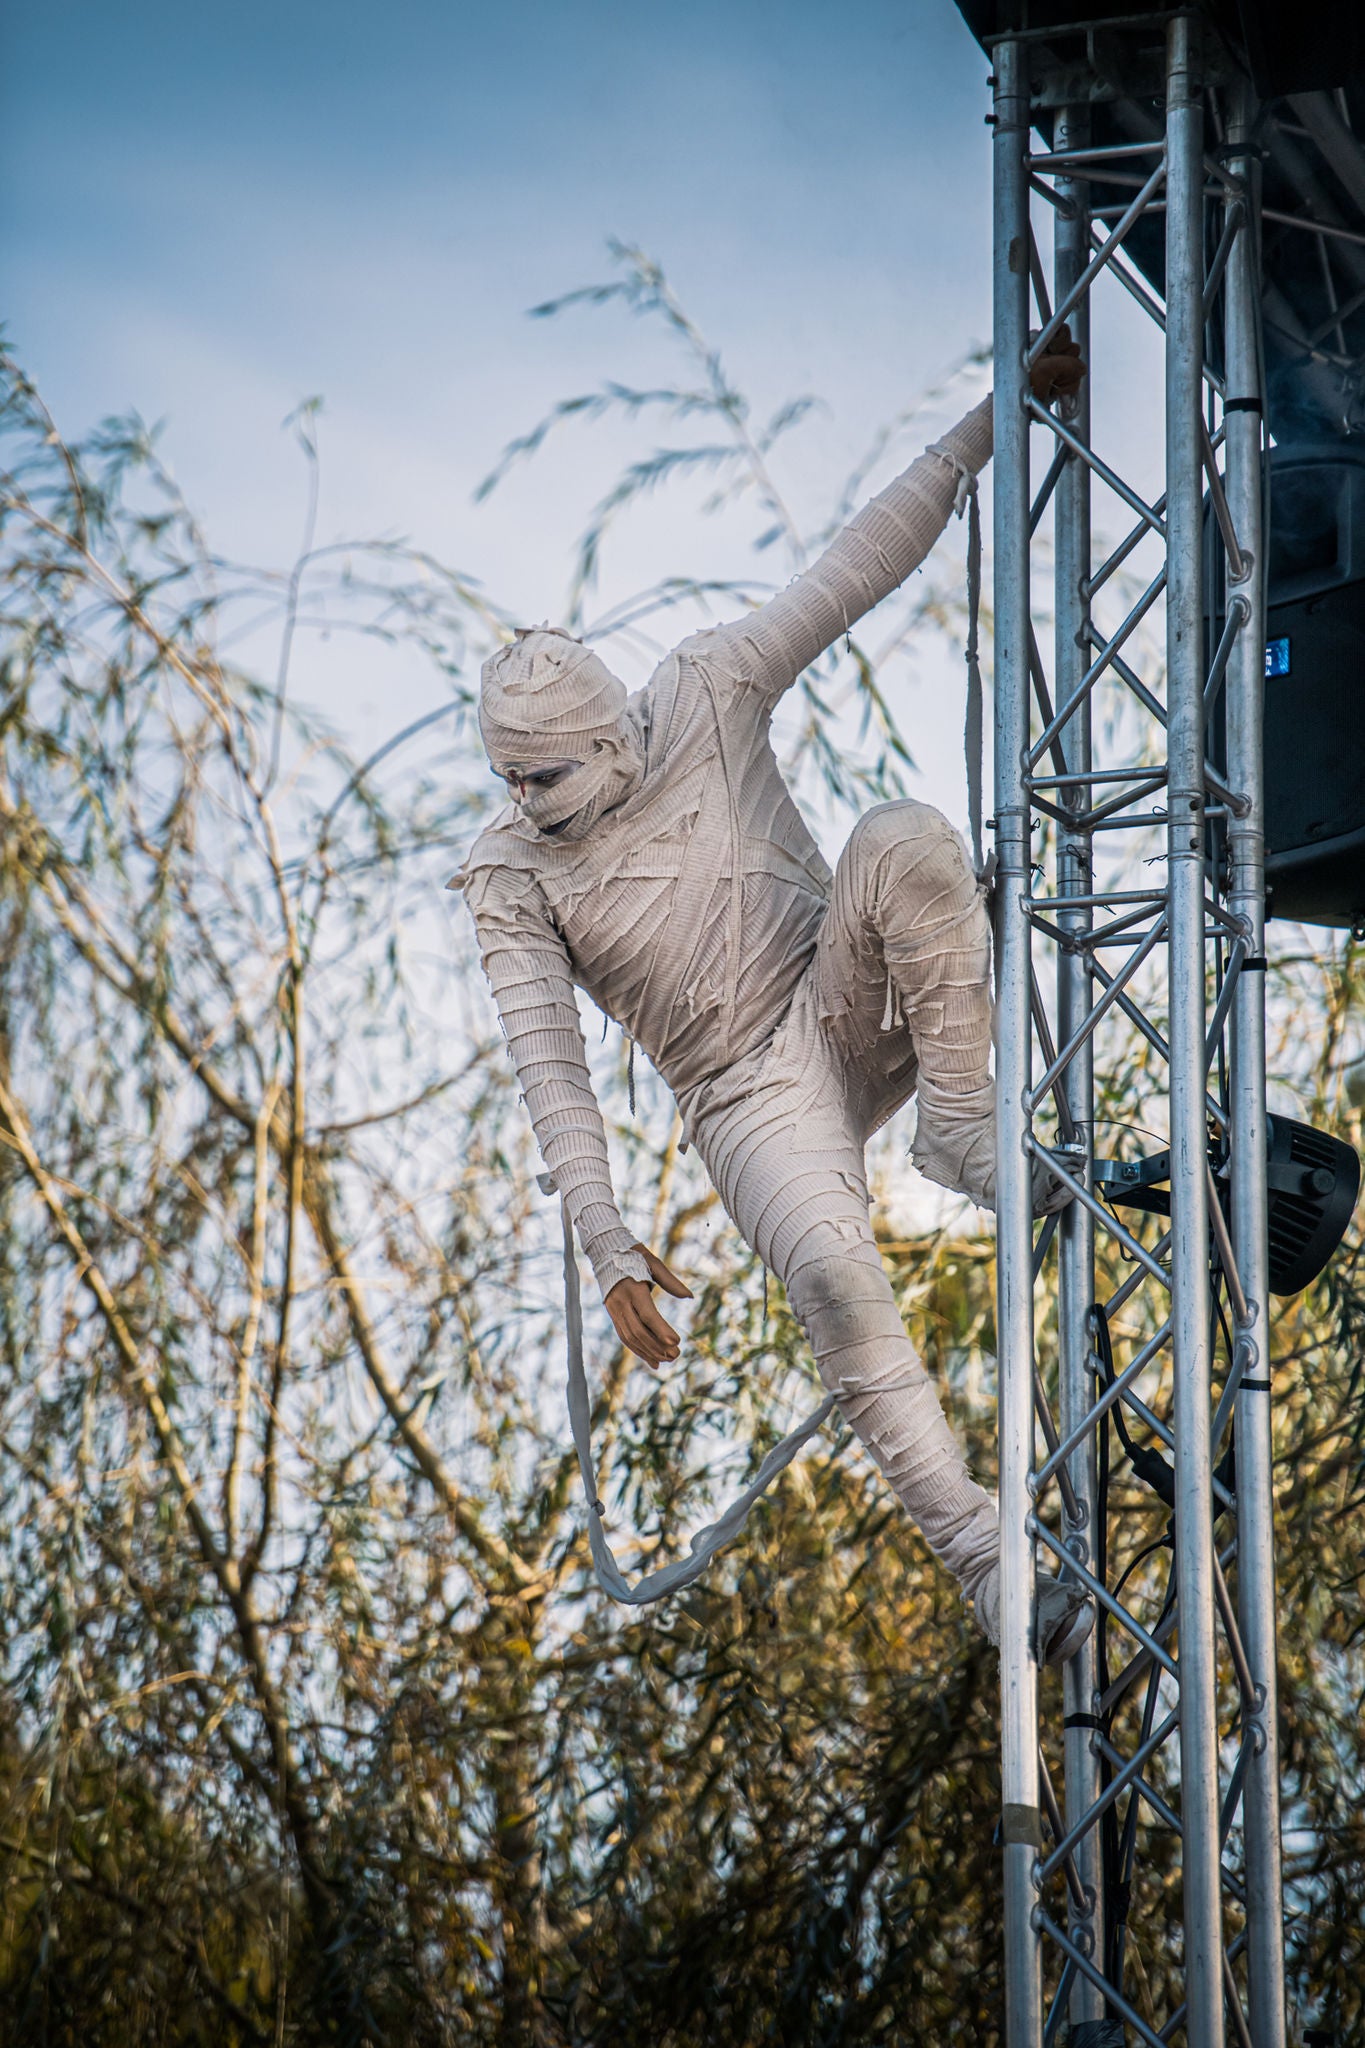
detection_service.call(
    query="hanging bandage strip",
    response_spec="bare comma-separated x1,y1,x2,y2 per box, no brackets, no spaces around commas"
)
927,439,986,879
550,1184,837,1606
963,482,985,879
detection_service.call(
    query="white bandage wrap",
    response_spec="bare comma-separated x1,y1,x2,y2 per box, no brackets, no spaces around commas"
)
460,398,1004,1602
480,628,628,764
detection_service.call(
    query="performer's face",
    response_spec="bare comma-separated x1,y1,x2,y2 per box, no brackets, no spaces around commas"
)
496,758,583,835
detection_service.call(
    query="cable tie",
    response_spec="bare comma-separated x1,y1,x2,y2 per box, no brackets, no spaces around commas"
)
1223,396,1263,414
1238,1378,1272,1394
1000,1803,1043,1849
1241,955,1267,971
1064,1712,1102,1730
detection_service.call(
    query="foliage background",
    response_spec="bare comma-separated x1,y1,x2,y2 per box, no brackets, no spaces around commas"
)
1,255,1362,2046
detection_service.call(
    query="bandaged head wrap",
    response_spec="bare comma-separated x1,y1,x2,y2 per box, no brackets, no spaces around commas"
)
479,628,644,838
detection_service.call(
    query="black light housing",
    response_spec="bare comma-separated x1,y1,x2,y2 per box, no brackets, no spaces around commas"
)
1095,1116,1360,1297
1264,1116,1360,1295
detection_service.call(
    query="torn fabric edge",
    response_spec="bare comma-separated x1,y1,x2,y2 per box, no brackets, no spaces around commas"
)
548,1180,836,1605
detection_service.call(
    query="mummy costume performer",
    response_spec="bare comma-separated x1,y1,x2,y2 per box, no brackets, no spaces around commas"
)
459,392,1090,1662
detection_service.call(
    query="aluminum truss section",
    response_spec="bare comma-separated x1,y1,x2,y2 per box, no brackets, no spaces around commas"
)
992,22,1285,2048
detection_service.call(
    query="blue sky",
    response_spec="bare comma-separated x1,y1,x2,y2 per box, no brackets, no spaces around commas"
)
3,0,1161,805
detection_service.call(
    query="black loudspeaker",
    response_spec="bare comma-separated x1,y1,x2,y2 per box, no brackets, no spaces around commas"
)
1095,1116,1360,1297
1261,444,1365,931
1264,1115,1361,1296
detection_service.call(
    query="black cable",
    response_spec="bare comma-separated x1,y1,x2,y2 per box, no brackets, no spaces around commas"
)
1113,1565,1178,1989
1093,1299,1176,1508
1089,1303,1121,1986
1112,1528,1172,1602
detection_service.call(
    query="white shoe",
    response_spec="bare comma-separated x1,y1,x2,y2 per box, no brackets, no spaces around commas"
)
974,1565,1094,1669
914,1112,1073,1219
1035,1573,1094,1667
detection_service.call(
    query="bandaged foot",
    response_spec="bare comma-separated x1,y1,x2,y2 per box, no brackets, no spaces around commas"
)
913,1090,1072,1217
974,1561,1095,1668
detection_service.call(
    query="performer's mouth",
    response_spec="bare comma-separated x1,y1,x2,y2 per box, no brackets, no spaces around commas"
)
540,815,573,837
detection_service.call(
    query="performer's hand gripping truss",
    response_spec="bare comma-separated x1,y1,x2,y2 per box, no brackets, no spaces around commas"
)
459,337,1091,1661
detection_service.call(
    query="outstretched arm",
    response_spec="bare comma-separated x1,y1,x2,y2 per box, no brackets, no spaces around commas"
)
709,334,1085,703
462,861,690,1362
706,395,994,702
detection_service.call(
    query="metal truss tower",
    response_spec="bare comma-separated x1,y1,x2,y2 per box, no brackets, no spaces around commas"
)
990,15,1286,2045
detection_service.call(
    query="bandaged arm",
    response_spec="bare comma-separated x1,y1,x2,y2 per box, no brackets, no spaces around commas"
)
463,862,651,1298
712,394,994,701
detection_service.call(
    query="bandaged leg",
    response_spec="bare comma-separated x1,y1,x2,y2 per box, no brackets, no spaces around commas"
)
789,1246,999,1602
691,1036,999,1606
816,800,995,1201
822,800,1063,1212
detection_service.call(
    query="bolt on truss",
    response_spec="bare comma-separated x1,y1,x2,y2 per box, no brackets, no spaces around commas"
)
992,20,1285,2048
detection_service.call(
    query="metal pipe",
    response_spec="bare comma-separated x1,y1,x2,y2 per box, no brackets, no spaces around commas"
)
1030,567,1167,766
1085,902,1173,946
1202,418,1248,580
1025,917,1167,1112
1026,888,1167,909
1032,1519,1180,1677
1039,1707,1182,1883
1034,1910,1169,2048
1203,760,1251,816
1033,1362,1082,1524
1037,1745,1090,1912
1085,494,1169,597
1030,966,1079,1145
1163,35,1226,2037
1220,1735,1255,1848
1043,1963,1078,2048
1085,952,1230,1131
1224,79,1288,2048
1205,1154,1250,1328
1028,622,1074,778
1030,442,1069,536
993,42,1043,2048
1028,139,1165,170
1105,1230,1172,1318
1205,937,1250,1076
1212,1547,1260,1710
1030,766,1167,788
1083,624,1172,731
1224,1953,1256,2048
1057,232,1124,1989
1028,398,1168,540
1028,156,1168,361
1078,774,1169,830
1262,205,1365,250
1203,201,1246,322
1035,1319,1171,1491
1027,1140,1172,1288
1092,231,1172,332
1100,1535,1240,1717
1161,1935,1252,2046
1088,810,1192,830
1032,1209,1060,1284
1203,596,1250,717
1029,223,1054,326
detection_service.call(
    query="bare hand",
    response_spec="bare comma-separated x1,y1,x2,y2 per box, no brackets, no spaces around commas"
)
1029,322,1086,404
604,1244,692,1368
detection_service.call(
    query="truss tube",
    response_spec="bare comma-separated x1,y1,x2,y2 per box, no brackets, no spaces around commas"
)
993,39,1043,2048
1052,583,1101,2025
1163,20,1226,2047
1052,123,1104,2021
1223,81,1287,2048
